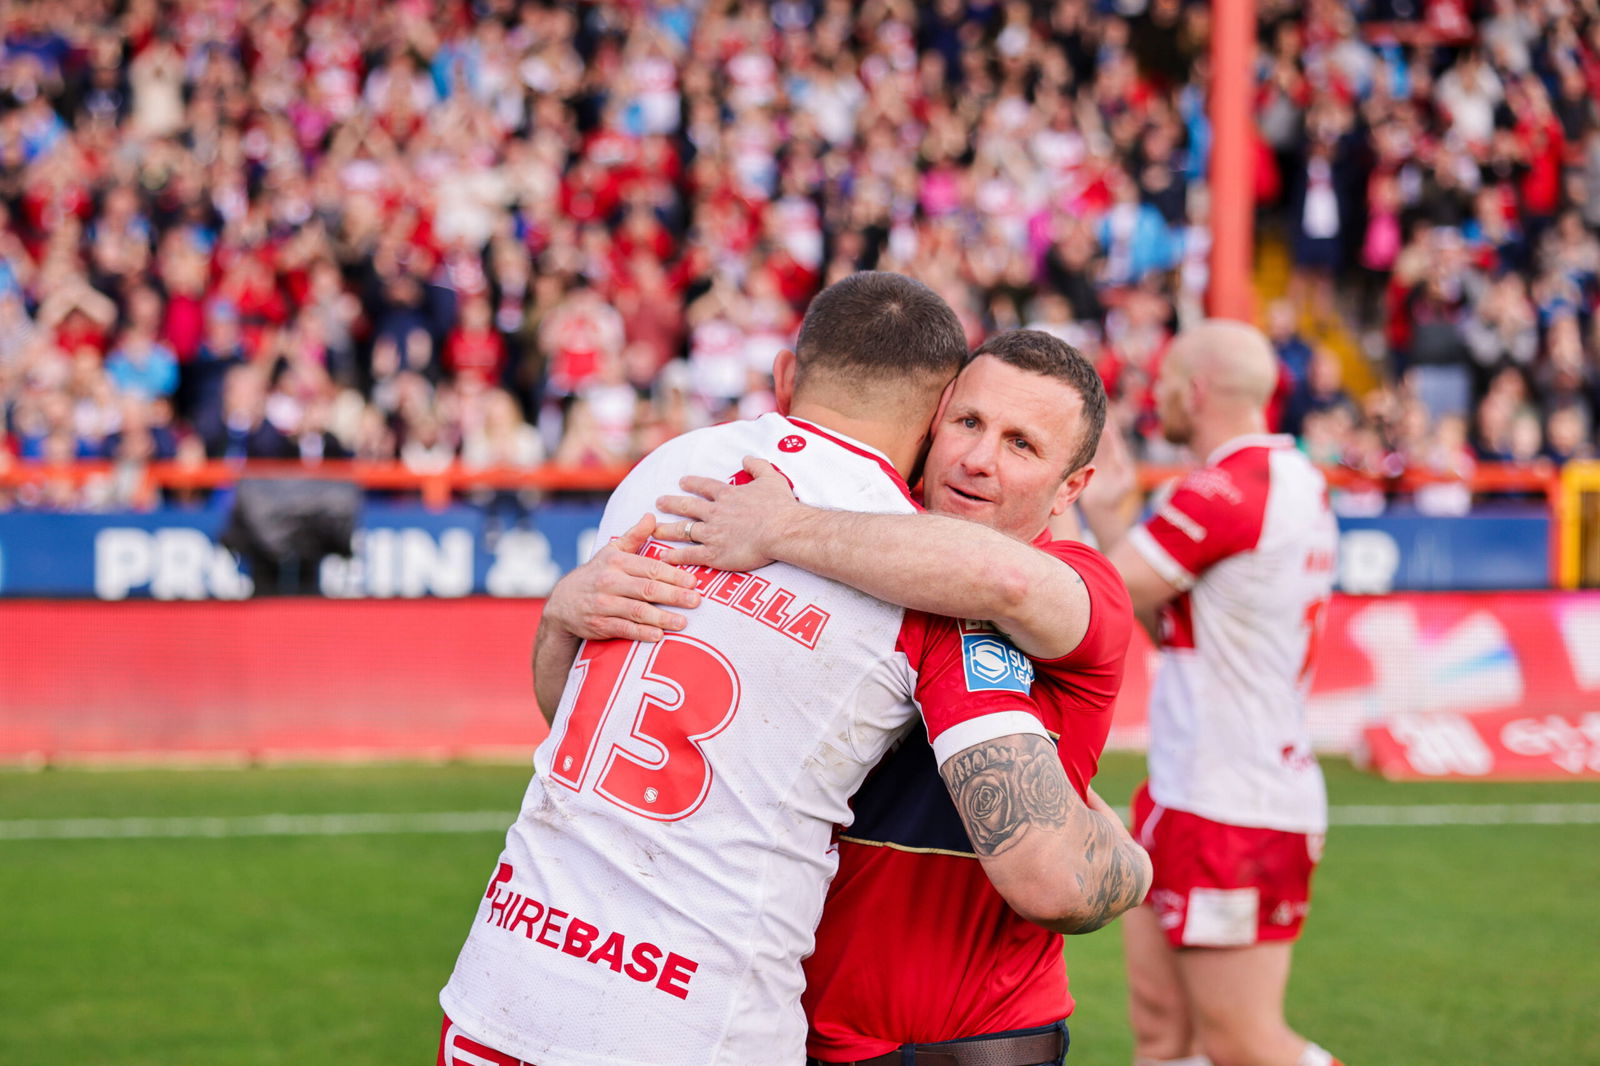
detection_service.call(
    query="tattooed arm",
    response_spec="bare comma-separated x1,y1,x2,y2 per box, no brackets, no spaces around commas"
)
939,734,1152,934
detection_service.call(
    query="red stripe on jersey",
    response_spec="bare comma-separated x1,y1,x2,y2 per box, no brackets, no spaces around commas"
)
1142,443,1274,580
1160,591,1197,651
439,1016,531,1066
783,417,920,509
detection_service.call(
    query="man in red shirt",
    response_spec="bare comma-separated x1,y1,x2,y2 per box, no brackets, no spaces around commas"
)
559,329,1148,1064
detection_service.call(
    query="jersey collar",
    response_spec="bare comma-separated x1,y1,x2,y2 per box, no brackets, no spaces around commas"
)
1205,433,1296,467
779,415,919,507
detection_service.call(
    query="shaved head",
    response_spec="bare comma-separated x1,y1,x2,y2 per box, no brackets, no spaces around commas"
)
1155,319,1280,447
1169,320,1279,406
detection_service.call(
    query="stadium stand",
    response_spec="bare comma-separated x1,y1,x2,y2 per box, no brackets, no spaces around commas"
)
0,0,1597,517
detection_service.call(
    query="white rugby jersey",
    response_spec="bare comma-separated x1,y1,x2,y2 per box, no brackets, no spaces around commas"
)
441,412,1050,1066
1128,434,1337,834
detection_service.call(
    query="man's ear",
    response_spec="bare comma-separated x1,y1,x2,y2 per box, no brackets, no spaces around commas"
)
773,349,797,414
1052,464,1095,517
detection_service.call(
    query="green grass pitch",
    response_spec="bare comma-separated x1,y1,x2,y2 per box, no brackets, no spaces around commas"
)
2,754,1596,1064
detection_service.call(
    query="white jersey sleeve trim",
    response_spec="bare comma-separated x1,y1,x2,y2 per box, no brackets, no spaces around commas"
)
931,712,1052,768
1128,524,1198,592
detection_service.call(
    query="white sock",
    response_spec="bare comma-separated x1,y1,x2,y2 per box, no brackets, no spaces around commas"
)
1297,1044,1335,1066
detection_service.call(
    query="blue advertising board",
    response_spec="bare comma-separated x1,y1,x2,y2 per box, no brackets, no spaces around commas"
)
1333,507,1550,594
0,501,607,600
0,502,1552,599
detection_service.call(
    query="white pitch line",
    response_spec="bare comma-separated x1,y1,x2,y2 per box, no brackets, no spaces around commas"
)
1327,803,1600,826
2,805,1600,842
0,811,513,841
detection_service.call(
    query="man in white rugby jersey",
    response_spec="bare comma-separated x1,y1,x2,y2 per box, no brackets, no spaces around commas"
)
1078,320,1346,1066
437,275,1144,1066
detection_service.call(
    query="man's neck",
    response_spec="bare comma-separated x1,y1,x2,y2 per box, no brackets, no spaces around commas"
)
786,401,922,480
1191,415,1270,465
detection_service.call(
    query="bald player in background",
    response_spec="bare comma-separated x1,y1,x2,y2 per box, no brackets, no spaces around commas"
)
1077,321,1345,1066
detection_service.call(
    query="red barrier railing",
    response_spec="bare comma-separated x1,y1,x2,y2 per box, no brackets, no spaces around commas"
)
0,459,636,510
0,458,1562,510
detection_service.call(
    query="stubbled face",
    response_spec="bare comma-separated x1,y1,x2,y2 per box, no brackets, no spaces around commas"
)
922,355,1085,541
1155,348,1195,446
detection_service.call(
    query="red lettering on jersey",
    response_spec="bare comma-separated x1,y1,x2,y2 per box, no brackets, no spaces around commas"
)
589,931,626,971
627,543,830,649
509,896,545,938
624,942,663,983
563,919,600,958
482,881,701,996
758,588,794,628
486,862,513,899
536,909,569,949
782,605,830,649
707,571,750,605
1184,468,1243,503
488,888,516,926
548,641,635,792
657,953,699,1000
778,435,806,453
1305,549,1334,573
596,636,740,821
550,637,740,821
731,574,771,615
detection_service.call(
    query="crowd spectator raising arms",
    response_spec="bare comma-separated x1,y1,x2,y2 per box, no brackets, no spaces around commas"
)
2,0,1599,512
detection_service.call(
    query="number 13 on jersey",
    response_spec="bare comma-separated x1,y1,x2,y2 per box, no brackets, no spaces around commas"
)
547,636,742,821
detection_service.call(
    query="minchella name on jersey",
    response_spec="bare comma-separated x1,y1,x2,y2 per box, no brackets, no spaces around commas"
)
638,539,832,649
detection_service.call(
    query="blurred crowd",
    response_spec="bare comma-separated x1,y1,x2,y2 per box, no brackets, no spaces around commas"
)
1,0,1598,512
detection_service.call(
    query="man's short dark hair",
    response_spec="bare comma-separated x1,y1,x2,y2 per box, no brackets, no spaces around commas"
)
794,272,967,386
971,329,1108,474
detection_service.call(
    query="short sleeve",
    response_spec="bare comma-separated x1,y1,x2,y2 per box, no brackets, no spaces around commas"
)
1127,465,1265,590
1025,540,1133,798
898,612,1050,768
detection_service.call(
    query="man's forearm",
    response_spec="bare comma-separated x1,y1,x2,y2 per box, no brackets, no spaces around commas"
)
940,734,1152,934
768,508,1089,659
1058,806,1153,934
532,620,582,726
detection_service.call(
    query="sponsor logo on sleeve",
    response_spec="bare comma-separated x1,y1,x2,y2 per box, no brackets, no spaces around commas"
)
1156,502,1207,543
960,627,1035,694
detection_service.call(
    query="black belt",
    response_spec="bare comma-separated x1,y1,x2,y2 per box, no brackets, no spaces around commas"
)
808,1022,1068,1066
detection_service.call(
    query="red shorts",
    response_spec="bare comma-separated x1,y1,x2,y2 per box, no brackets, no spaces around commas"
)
1130,781,1321,949
438,1014,536,1066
